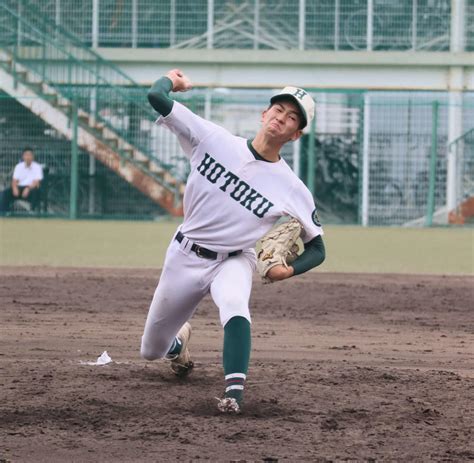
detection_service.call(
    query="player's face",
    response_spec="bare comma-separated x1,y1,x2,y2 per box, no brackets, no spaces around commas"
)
261,101,303,142
23,150,34,166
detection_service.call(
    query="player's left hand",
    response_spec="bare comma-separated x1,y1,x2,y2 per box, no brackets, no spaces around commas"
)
257,218,302,284
266,264,294,281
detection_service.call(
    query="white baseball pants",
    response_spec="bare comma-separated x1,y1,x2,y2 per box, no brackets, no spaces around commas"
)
140,233,256,360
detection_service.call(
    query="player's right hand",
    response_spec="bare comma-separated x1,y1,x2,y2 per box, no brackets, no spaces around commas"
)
266,264,294,281
166,68,193,92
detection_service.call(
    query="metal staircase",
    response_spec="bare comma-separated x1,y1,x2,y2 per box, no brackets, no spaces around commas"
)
0,0,184,216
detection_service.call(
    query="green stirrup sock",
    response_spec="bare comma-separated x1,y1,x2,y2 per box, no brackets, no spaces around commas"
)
223,316,251,405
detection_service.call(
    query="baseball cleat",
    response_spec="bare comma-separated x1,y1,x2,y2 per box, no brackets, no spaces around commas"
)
216,397,241,414
169,322,194,377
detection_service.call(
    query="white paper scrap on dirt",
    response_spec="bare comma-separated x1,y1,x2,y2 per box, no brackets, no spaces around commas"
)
80,351,112,366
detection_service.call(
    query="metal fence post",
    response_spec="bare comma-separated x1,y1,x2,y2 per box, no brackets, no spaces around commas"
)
298,0,305,50
17,0,22,47
55,0,61,41
12,42,18,89
450,0,466,52
67,55,72,93
293,138,301,177
207,0,214,49
361,93,371,226
447,92,463,214
425,101,439,227
306,115,316,196
254,0,260,50
367,0,374,51
41,35,46,82
12,0,22,88
131,0,138,48
70,99,79,219
357,96,364,225
170,0,176,47
334,0,340,50
92,0,99,49
411,0,417,50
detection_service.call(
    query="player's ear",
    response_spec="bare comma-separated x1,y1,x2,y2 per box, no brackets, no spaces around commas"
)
290,129,303,142
261,109,268,123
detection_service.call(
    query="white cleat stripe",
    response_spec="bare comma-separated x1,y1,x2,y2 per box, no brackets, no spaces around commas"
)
225,373,246,380
225,385,244,392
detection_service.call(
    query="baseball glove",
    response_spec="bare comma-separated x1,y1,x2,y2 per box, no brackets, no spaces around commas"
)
256,218,303,284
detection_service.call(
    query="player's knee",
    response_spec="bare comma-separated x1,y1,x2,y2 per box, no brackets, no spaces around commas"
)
220,301,251,327
220,294,248,313
140,346,155,361
140,342,163,361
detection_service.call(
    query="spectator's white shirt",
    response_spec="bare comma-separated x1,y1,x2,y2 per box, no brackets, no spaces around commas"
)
13,161,43,187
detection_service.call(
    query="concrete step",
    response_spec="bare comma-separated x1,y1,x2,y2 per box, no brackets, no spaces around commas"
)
134,159,151,169
104,137,119,148
14,70,28,79
56,98,71,108
121,147,136,159
27,82,44,93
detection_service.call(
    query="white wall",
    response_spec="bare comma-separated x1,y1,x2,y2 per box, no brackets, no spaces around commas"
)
98,49,474,91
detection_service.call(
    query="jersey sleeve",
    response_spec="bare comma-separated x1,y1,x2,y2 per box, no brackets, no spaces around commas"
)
155,101,219,159
283,180,324,243
35,164,43,181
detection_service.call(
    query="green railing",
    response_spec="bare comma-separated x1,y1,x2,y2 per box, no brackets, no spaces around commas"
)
1,1,138,86
0,0,183,186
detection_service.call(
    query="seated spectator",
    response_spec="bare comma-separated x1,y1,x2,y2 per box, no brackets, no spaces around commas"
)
0,147,43,214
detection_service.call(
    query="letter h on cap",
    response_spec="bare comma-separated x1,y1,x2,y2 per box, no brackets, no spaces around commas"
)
293,89,307,100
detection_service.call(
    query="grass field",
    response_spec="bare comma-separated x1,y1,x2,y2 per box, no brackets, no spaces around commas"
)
1,218,472,274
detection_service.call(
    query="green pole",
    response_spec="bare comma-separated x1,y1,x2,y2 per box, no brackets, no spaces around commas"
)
67,56,72,95
41,38,46,82
306,115,316,195
12,20,18,89
425,100,439,227
69,100,79,219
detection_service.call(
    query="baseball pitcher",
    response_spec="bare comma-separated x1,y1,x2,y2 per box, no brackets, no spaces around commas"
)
141,69,325,414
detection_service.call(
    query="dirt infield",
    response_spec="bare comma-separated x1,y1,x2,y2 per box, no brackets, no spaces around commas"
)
1,267,473,462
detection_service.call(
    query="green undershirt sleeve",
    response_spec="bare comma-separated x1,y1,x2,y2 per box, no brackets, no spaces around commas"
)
147,76,174,116
291,234,326,276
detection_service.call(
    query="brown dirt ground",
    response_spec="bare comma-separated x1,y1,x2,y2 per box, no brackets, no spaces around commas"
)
0,267,473,462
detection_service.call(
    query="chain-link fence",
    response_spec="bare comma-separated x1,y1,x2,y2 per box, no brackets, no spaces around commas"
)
9,0,473,52
1,89,473,226
448,127,474,224
0,93,165,219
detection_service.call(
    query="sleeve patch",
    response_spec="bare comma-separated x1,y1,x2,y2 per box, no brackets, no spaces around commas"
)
312,208,321,227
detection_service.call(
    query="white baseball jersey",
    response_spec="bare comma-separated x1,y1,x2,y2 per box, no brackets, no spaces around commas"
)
13,161,43,187
156,102,323,253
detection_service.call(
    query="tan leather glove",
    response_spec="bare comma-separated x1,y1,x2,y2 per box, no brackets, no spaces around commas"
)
256,218,302,284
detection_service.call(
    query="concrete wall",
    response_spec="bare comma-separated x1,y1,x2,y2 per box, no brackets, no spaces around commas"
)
98,48,474,91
